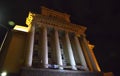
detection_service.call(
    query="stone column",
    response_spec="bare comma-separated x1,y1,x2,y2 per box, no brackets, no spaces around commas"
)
42,26,48,68
54,29,63,69
25,25,35,67
65,32,77,70
74,36,88,70
80,36,93,71
83,37,101,71
88,44,101,72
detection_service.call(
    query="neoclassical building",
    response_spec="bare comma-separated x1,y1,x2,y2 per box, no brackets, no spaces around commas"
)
0,6,113,76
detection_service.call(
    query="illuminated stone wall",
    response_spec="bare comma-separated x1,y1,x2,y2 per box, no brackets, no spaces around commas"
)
1,6,101,74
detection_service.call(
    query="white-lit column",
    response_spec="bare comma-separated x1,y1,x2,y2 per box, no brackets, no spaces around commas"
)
54,29,63,69
65,32,77,70
25,25,35,67
74,36,88,70
42,26,48,68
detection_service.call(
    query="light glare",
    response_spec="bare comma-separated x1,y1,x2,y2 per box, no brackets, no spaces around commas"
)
8,21,15,26
1,72,7,76
13,25,31,32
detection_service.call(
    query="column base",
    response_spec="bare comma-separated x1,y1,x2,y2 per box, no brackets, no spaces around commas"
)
59,67,63,70
43,64,48,68
71,65,77,70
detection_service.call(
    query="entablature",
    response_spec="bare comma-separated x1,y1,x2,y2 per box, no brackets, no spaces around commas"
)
32,14,86,35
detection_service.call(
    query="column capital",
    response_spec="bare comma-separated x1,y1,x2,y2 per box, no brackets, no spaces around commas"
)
80,34,86,38
88,44,95,50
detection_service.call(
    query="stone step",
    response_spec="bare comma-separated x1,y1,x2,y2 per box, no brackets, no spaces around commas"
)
20,67,103,76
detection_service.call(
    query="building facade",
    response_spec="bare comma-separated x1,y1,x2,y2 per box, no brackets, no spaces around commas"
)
0,6,110,76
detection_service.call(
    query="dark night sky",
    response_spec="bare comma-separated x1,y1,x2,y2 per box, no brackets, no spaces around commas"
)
0,0,120,75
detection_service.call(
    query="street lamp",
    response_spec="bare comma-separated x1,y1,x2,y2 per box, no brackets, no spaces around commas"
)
0,24,9,53
0,21,15,53
0,21,15,52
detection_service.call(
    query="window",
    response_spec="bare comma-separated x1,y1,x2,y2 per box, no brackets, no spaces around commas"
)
48,52,51,58
33,50,39,58
48,41,51,47
34,40,39,45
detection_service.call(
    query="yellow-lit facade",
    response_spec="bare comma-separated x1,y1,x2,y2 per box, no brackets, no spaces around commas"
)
0,6,112,76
